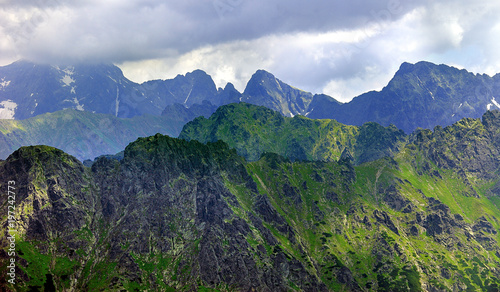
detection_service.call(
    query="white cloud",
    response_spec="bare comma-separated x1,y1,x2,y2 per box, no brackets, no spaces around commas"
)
2,1,500,103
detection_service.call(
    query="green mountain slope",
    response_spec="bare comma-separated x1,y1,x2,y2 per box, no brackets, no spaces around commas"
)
179,103,407,164
0,109,186,161
2,112,500,291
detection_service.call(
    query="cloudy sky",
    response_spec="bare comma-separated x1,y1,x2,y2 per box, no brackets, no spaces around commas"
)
1,0,500,102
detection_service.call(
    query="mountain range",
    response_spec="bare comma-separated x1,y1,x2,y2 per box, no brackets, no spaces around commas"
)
1,60,499,123
306,62,500,133
2,109,500,290
2,60,500,161
0,60,242,120
2,60,500,291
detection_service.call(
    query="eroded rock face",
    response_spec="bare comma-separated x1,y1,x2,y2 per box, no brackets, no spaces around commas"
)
373,210,399,235
473,216,497,235
0,138,328,291
99,135,328,291
335,266,362,292
382,184,414,212
4,116,500,291
1,146,90,243
424,213,448,236
412,112,500,180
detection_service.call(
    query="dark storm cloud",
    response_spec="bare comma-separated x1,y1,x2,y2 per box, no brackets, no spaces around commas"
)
1,0,419,64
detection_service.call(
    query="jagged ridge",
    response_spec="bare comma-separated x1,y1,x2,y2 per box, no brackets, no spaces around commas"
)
2,112,500,290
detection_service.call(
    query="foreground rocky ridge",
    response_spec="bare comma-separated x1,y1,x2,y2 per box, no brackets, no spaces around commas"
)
1,112,500,291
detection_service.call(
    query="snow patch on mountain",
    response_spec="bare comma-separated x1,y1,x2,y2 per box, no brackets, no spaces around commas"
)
64,97,84,111
0,78,11,90
487,98,500,111
492,97,500,108
31,101,39,115
60,67,75,87
61,75,75,87
62,67,74,76
71,97,84,111
115,87,120,117
0,100,17,119
184,88,193,104
75,99,84,111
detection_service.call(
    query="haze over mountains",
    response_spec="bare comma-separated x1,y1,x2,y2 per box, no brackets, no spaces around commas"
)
0,110,187,162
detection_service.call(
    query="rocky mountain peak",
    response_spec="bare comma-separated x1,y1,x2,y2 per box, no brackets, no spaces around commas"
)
242,69,313,117
223,81,236,91
243,69,278,94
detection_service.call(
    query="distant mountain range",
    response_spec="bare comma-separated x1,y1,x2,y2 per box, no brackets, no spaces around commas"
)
236,62,500,133
305,62,500,133
2,60,500,160
0,60,238,119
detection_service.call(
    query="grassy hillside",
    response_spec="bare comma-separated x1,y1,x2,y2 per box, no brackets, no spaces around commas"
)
179,103,406,164
240,146,500,291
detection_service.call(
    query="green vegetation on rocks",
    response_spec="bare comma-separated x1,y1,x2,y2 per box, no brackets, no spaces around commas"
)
2,111,500,291
179,102,406,164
